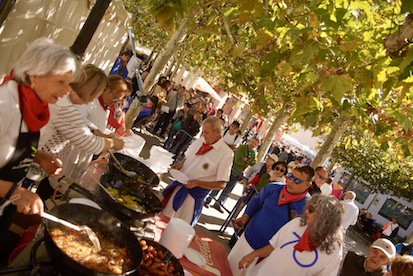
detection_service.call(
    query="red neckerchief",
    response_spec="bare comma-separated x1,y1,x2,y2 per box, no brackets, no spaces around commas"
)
2,72,49,132
249,174,260,185
294,228,316,252
98,95,108,110
196,143,214,155
278,185,307,206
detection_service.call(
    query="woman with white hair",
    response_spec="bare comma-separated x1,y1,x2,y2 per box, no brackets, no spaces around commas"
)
0,38,77,224
239,194,344,275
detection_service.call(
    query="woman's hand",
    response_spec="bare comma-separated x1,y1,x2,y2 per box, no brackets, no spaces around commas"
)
112,137,125,151
238,252,257,270
34,150,63,177
11,187,44,216
122,129,133,136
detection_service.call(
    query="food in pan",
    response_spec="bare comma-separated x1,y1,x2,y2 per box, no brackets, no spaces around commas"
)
106,187,146,213
50,227,132,274
138,239,182,276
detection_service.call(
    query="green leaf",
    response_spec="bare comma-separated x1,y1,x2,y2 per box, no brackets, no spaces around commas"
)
232,43,246,58
401,0,413,13
277,61,293,76
399,49,413,72
321,75,354,102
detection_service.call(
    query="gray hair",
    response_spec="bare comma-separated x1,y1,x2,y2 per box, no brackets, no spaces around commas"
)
13,37,78,85
202,116,222,132
345,191,356,200
300,194,344,254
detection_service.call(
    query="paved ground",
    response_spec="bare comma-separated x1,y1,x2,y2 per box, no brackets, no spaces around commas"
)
137,130,370,257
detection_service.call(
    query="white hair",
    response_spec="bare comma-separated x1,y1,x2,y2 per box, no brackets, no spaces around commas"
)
13,37,78,85
346,191,356,200
202,116,222,132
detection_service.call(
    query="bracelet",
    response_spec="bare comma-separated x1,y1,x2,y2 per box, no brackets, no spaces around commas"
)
4,182,18,200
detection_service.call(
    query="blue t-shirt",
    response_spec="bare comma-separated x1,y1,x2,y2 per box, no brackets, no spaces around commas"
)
244,183,309,250
135,107,152,122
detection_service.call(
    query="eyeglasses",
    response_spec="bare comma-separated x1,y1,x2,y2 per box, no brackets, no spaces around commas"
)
316,172,329,181
308,205,317,213
286,173,308,184
274,167,285,173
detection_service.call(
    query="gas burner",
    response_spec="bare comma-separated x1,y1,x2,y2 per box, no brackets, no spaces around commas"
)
0,238,59,276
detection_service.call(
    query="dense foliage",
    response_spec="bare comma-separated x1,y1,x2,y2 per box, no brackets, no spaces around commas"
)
123,0,413,196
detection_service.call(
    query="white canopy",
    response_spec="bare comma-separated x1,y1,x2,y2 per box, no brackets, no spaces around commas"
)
195,78,224,102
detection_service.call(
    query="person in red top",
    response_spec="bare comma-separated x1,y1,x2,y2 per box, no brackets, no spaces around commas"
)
106,80,133,136
0,38,77,227
331,180,344,199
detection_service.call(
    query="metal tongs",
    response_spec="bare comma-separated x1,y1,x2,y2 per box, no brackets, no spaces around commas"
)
42,212,101,252
108,151,137,178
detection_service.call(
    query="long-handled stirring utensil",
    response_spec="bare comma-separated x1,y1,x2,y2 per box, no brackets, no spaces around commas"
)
108,151,137,178
42,212,101,252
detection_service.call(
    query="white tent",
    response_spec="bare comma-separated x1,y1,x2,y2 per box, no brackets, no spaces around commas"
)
195,77,225,102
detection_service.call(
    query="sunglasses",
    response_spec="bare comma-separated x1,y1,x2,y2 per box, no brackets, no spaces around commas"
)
286,173,308,184
316,172,329,181
308,205,317,213
274,166,285,173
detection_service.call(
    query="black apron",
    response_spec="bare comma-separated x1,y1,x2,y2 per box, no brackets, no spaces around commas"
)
0,93,40,230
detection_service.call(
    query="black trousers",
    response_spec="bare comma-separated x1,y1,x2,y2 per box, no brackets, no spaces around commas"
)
153,111,175,136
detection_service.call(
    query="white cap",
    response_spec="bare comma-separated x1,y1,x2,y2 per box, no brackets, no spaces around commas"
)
268,153,278,162
371,238,396,259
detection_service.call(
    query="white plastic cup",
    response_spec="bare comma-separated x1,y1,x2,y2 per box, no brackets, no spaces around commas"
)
159,218,195,258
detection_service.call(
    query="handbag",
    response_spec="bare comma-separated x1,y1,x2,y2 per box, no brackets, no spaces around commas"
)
160,105,170,113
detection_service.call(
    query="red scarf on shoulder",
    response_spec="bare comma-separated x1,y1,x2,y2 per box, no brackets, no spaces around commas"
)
2,72,50,132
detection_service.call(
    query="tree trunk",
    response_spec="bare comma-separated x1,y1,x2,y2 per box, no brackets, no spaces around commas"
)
170,52,184,80
163,53,176,78
311,115,351,168
257,107,290,162
143,17,189,94
343,171,356,192
70,0,112,58
240,111,254,134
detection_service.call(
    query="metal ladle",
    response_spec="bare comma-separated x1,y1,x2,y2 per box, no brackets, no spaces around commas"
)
42,212,101,252
108,151,137,178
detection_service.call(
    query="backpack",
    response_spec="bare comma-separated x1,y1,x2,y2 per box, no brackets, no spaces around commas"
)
224,128,239,142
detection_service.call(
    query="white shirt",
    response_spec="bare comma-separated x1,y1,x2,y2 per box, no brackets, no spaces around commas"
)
222,130,242,147
0,80,28,168
77,98,109,132
383,222,399,237
249,217,342,276
181,137,233,182
340,199,359,232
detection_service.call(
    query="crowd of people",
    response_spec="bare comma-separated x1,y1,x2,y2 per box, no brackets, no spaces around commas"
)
1,39,411,275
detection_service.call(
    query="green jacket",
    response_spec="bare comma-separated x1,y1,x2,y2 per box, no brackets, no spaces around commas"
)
232,144,256,177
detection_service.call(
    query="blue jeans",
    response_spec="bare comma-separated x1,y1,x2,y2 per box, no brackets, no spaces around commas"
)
206,174,238,205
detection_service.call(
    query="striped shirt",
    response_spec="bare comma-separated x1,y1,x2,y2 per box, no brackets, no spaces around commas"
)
27,96,104,180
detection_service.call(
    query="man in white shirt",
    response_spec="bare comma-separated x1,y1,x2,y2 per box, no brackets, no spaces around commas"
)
340,191,359,233
161,116,233,226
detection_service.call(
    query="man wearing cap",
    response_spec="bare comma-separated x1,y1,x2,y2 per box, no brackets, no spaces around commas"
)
340,238,396,276
242,153,278,185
